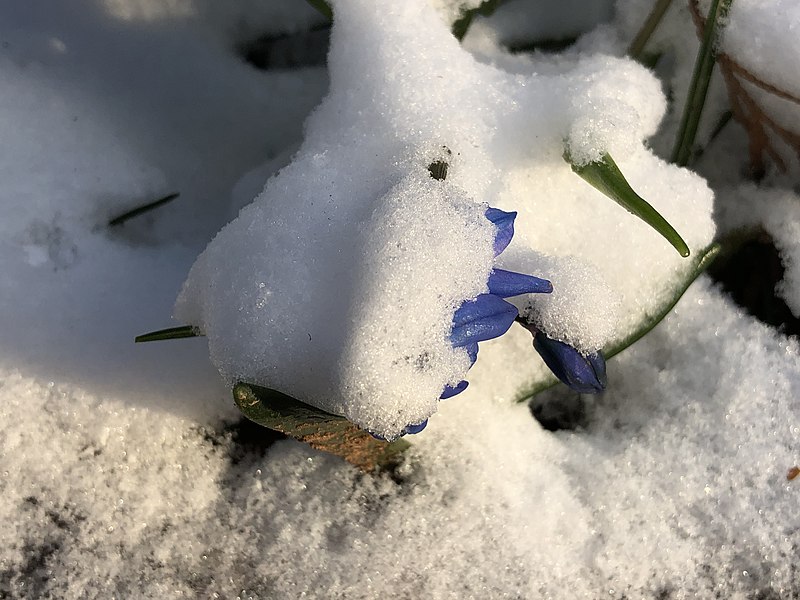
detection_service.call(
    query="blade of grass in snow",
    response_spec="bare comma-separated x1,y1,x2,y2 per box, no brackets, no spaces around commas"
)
516,242,721,401
233,382,409,471
671,0,732,166
135,325,199,343
627,0,673,60
108,192,180,227
567,152,690,257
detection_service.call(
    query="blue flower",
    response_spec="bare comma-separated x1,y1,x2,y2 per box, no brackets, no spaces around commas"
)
401,207,552,435
521,324,607,394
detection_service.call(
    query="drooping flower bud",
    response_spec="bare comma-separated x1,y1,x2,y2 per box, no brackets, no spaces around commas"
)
530,330,607,394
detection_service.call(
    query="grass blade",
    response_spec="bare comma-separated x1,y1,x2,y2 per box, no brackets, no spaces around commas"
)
135,325,199,343
627,0,673,60
671,0,732,166
108,192,180,227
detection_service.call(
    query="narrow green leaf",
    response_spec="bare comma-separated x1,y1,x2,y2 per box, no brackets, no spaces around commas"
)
135,325,200,343
305,0,333,21
627,0,673,60
515,242,720,402
671,0,732,166
108,192,180,227
233,382,410,471
568,152,690,257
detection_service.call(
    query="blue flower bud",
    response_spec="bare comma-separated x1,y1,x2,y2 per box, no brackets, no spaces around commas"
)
531,331,607,394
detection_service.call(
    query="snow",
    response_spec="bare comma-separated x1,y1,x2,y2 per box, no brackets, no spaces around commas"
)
3,282,799,597
176,0,714,434
1,0,799,597
176,172,496,439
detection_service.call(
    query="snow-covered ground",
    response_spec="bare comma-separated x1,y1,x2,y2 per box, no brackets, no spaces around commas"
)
1,0,798,597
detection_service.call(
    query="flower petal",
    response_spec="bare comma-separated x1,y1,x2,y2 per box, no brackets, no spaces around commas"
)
532,332,607,394
403,419,428,435
450,294,519,346
452,293,511,328
465,342,479,365
487,268,553,297
485,207,516,255
440,380,469,399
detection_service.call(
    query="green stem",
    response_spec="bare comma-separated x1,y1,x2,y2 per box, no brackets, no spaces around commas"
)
627,0,673,59
671,0,732,166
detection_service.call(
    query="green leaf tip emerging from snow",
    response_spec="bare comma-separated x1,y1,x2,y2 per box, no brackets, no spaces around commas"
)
516,242,721,402
305,0,333,21
567,151,691,258
233,382,410,472
135,325,199,343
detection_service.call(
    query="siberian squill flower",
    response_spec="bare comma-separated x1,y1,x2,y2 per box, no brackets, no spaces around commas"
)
400,207,553,435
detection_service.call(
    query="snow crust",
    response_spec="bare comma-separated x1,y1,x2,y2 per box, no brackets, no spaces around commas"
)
1,0,798,597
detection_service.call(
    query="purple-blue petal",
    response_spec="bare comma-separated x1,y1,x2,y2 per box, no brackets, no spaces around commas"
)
485,207,516,256
452,293,514,328
487,269,553,297
532,332,607,394
450,294,518,346
403,419,428,435
440,380,469,399
465,342,479,365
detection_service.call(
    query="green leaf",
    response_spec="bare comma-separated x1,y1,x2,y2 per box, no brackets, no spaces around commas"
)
135,325,200,343
305,0,333,21
108,192,180,227
567,151,691,258
233,382,410,472
671,0,732,166
516,242,721,401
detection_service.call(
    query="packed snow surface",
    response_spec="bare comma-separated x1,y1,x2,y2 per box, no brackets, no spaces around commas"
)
1,0,799,597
